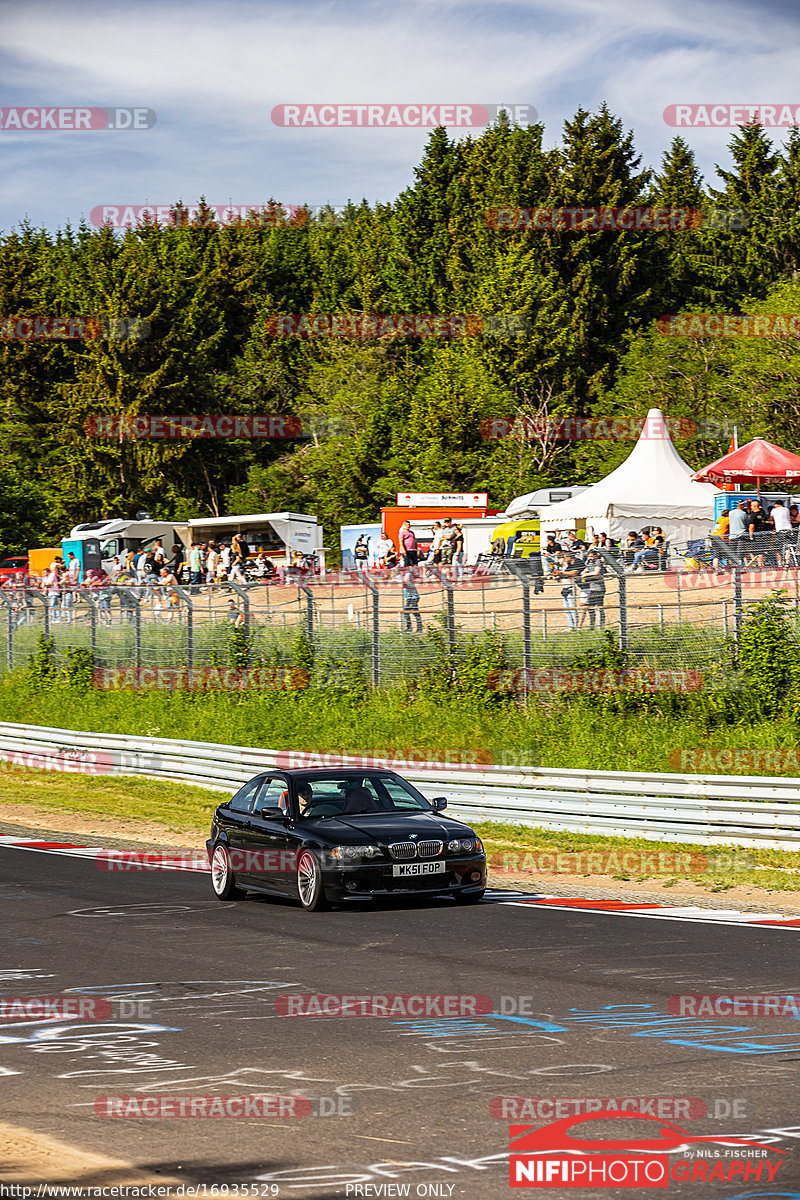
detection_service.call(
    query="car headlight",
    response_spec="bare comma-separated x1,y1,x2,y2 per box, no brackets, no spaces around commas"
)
330,844,381,862
448,838,484,853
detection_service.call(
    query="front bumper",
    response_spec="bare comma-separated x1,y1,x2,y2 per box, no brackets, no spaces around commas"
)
322,854,487,901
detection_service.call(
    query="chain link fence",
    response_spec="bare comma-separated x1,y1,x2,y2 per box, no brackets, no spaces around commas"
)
3,555,795,694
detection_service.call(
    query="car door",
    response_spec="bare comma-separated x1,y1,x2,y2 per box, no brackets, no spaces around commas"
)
217,776,266,866
239,775,297,893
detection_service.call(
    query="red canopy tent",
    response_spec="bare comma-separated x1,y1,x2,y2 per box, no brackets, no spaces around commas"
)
692,437,800,494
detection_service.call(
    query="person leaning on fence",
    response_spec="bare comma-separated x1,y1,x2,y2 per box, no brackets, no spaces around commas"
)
553,550,584,631
401,567,423,633
226,599,245,628
580,550,606,629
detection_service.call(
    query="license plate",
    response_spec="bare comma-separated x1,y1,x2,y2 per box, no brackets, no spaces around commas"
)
392,861,445,877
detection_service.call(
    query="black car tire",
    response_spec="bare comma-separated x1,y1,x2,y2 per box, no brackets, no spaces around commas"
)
210,843,246,901
453,888,486,905
297,849,329,911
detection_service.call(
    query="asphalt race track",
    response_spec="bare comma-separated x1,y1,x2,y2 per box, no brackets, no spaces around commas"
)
1,843,800,1199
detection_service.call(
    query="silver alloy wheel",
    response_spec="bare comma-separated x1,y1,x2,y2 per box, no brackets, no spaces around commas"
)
297,850,319,907
211,845,229,895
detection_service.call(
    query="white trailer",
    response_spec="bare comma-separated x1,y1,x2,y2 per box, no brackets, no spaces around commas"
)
179,512,326,574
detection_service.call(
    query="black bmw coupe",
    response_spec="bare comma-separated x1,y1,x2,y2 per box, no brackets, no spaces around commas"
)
206,768,487,911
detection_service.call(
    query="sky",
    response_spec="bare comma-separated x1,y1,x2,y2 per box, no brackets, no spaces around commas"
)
1,0,798,233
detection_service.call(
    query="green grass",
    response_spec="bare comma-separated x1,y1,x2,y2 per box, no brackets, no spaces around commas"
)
2,672,800,777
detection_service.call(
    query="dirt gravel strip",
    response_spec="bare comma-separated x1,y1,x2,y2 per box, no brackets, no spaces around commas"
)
0,1119,183,1189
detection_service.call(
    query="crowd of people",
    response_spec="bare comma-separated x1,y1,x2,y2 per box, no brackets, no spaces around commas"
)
4,536,296,626
711,499,799,570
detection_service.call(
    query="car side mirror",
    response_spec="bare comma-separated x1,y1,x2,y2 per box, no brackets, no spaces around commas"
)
259,805,286,819
431,797,447,810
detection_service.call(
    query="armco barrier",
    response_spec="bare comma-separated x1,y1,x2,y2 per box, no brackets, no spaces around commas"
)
0,722,798,850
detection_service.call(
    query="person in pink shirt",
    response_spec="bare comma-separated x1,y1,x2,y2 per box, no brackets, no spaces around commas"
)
399,521,418,566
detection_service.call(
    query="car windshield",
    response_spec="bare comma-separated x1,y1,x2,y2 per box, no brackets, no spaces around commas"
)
296,773,432,818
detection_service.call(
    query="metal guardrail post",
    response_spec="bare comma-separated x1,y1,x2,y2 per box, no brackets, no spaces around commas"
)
172,586,194,675
504,562,532,688
300,585,314,645
596,549,626,652
358,572,380,688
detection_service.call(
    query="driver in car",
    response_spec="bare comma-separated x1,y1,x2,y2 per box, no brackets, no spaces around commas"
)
297,782,313,814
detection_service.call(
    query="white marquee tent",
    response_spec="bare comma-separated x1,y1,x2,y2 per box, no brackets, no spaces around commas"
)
535,408,721,546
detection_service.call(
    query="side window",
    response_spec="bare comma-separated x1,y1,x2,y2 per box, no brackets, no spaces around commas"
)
229,777,263,814
254,777,289,815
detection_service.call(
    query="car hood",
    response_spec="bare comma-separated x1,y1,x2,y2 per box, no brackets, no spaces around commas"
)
307,812,477,844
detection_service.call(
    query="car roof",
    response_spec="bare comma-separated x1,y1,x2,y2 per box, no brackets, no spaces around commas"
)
273,767,402,777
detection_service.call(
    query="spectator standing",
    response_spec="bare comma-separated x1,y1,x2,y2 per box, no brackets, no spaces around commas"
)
353,535,370,567
771,501,793,566
452,524,465,580
440,519,456,565
554,550,584,631
43,561,62,623
152,539,166,567
399,521,418,566
229,547,248,584
401,567,423,633
188,543,204,592
747,499,769,567
205,540,220,585
581,550,606,629
543,532,562,575
167,543,185,580
711,509,730,573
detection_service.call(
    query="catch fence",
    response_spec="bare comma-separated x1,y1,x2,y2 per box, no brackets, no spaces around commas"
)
2,561,797,692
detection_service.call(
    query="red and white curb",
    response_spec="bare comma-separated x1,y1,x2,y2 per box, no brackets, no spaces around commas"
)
487,889,800,928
